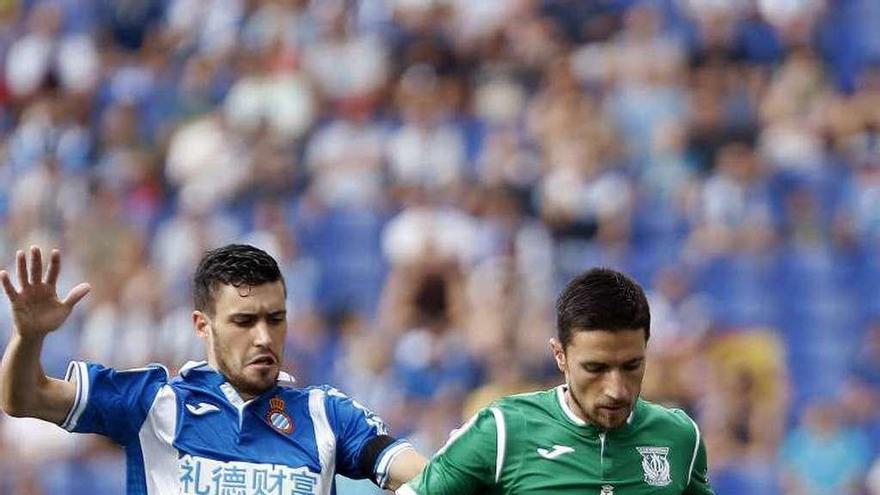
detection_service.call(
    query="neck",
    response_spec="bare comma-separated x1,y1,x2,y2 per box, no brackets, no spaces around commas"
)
207,360,260,402
222,375,261,403
564,385,591,424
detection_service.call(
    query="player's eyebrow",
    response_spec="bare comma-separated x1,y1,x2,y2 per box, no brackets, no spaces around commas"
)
228,310,286,318
581,361,610,369
579,356,644,368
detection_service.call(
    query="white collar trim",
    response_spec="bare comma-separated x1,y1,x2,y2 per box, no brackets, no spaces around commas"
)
556,385,588,426
555,384,636,427
178,360,297,386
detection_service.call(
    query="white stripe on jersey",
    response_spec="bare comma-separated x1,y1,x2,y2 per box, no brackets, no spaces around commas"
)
435,412,479,458
490,407,506,484
396,485,419,495
309,388,336,495
117,364,170,375
139,384,179,494
685,414,701,486
60,361,81,430
178,360,207,377
61,361,89,431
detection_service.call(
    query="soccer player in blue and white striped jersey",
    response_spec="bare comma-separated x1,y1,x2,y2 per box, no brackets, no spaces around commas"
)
0,244,426,495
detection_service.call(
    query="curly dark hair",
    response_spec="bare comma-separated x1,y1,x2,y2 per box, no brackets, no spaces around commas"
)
556,267,650,347
192,244,285,315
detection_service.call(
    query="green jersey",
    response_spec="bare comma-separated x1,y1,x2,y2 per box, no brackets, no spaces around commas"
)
399,386,713,495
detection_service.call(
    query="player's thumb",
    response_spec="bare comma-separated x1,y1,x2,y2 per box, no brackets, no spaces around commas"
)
63,283,91,308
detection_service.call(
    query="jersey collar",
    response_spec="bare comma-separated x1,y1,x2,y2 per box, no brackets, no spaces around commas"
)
177,360,297,388
556,385,589,427
555,385,638,433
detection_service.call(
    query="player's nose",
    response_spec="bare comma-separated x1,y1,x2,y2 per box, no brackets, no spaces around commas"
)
603,370,629,402
252,320,272,346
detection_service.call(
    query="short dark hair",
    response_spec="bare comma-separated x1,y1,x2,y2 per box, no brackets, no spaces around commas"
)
193,244,285,315
556,267,650,347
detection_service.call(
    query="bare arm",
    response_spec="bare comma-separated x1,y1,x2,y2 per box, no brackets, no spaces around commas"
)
0,247,90,424
385,449,428,490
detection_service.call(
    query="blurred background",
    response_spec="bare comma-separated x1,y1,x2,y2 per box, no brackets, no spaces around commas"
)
0,0,879,493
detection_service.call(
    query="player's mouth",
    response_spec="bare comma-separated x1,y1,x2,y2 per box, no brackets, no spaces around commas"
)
599,403,630,413
247,354,278,370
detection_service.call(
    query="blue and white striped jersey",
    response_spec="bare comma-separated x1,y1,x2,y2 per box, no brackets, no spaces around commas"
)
60,360,411,495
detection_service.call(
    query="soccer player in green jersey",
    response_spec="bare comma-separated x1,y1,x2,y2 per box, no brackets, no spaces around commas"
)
398,268,713,495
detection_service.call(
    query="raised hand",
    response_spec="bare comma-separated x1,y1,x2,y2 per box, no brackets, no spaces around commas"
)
0,247,91,339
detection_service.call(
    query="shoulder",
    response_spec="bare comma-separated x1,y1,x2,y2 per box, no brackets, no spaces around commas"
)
473,388,559,441
89,361,170,377
302,384,356,403
491,388,556,417
302,385,387,428
80,361,171,387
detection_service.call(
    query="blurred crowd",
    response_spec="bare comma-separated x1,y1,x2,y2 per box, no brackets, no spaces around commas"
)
1,0,880,493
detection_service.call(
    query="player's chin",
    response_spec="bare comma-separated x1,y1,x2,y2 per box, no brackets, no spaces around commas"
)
243,364,279,385
597,408,630,429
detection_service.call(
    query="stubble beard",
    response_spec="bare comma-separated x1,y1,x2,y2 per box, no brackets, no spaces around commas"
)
213,338,277,399
567,383,631,430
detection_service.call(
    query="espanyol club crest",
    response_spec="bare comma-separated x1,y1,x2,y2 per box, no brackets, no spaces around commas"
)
600,485,614,495
636,446,672,487
267,397,294,435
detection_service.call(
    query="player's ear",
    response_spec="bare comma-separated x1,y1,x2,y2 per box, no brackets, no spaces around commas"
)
549,338,566,373
193,310,211,339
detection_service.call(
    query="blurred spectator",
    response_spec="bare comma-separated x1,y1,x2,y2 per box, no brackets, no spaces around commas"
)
703,329,787,466
780,401,872,495
851,321,880,388
165,0,244,57
305,106,384,208
7,75,93,175
381,192,480,267
689,141,777,255
223,50,315,141
605,3,688,162
303,1,388,105
5,3,100,98
386,64,466,189
164,112,248,211
383,262,481,402
758,46,827,172
641,266,711,411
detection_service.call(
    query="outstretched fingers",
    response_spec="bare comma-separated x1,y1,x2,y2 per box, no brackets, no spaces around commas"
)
29,246,43,285
45,249,61,286
62,283,91,308
0,271,16,301
16,250,28,289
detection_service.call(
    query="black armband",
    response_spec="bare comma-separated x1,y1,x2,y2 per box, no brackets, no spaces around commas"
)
360,434,402,485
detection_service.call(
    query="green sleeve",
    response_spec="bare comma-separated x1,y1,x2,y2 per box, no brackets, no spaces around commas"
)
400,408,499,495
683,436,714,495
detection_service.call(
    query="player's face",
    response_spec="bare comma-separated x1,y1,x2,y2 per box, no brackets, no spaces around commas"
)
195,281,287,400
552,329,646,430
